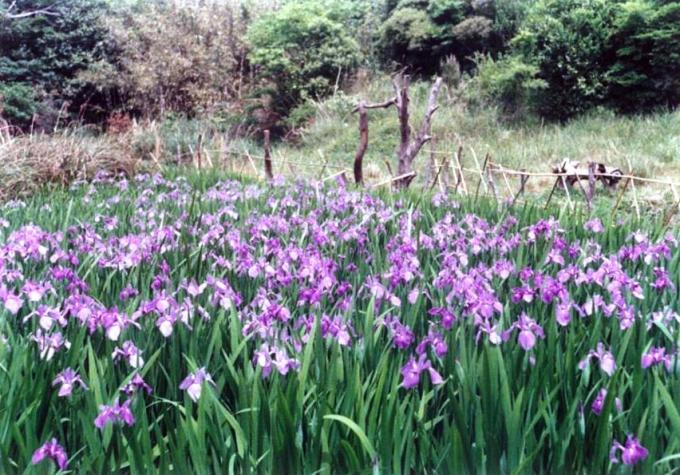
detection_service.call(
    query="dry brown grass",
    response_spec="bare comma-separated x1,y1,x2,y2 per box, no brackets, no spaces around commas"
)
0,129,150,200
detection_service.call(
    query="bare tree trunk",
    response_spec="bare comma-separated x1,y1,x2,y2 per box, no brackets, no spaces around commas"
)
351,98,395,186
353,102,368,185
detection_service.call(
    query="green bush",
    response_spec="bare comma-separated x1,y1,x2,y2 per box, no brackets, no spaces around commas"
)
0,82,38,129
247,2,361,119
606,0,680,113
467,54,546,115
484,0,680,119
511,0,617,120
89,1,249,119
377,0,531,74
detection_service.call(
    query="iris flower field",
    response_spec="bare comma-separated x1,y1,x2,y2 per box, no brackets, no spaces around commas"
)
1,171,679,474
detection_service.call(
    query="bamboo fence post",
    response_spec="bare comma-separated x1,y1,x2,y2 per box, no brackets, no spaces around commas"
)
371,172,416,189
499,168,513,201
510,173,529,207
429,154,448,192
560,174,574,210
244,148,259,176
610,177,631,219
454,145,468,195
316,151,330,180
486,162,500,205
472,150,490,202
575,166,592,211
323,169,350,183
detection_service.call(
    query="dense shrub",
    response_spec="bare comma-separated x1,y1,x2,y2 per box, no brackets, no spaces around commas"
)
247,1,361,119
606,0,680,113
511,0,617,120
86,0,250,118
485,0,680,120
378,0,533,73
468,54,546,115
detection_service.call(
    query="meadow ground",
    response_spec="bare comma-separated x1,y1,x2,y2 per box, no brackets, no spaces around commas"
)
3,78,680,206
1,168,679,473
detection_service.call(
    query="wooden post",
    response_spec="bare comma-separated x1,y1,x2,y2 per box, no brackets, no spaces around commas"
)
196,134,203,169
263,129,273,181
560,174,574,210
429,152,448,192
587,162,596,202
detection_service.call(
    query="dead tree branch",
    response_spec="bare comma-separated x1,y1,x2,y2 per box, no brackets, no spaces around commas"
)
392,74,443,189
352,98,394,185
2,1,59,19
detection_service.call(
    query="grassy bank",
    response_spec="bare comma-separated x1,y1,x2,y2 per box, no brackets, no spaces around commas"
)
2,77,679,204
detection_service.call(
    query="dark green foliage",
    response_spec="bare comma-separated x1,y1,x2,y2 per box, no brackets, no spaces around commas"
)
0,0,113,128
468,54,546,116
247,1,361,119
378,0,533,73
0,82,37,129
485,0,680,120
511,0,618,120
606,1,680,112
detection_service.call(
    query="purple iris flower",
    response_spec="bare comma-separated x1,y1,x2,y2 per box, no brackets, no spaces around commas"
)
179,367,215,402
651,267,673,292
591,388,622,415
641,346,675,371
320,315,352,346
416,329,448,358
253,344,300,379
22,280,52,302
476,320,502,345
32,438,68,471
0,287,23,315
52,368,88,397
428,307,456,329
119,285,139,301
121,373,153,396
95,399,135,429
31,330,71,361
610,435,648,465
385,317,414,349
555,301,572,327
502,313,544,351
111,341,144,368
584,218,605,233
400,354,444,389
578,343,617,376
